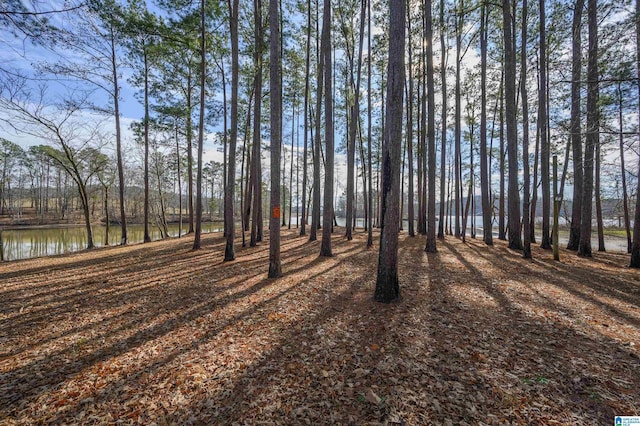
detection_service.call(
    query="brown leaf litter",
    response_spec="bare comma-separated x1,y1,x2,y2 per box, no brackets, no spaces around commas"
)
1,227,639,425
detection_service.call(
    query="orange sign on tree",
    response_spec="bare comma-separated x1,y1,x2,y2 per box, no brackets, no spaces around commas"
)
272,206,281,219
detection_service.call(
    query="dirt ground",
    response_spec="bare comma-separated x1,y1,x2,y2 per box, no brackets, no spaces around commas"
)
1,227,639,425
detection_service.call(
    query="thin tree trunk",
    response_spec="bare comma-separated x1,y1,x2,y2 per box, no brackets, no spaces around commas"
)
539,0,551,249
110,26,127,246
617,84,632,253
417,40,426,236
175,123,182,238
193,0,205,250
595,139,605,251
632,0,640,267
310,0,323,242
221,61,229,229
530,109,540,243
454,0,463,238
405,0,415,238
144,47,151,244
157,158,169,238
378,77,384,229
499,80,506,241
479,0,492,246
251,0,263,247
289,104,295,229
242,91,253,238
521,0,531,258
346,0,366,240
424,0,436,252
104,185,109,246
357,114,368,231
437,0,447,239
296,108,300,229
282,146,287,227
187,72,195,234
447,145,453,235
301,0,312,237
559,135,571,206
367,0,373,247
79,182,94,249
400,134,405,231
462,181,472,242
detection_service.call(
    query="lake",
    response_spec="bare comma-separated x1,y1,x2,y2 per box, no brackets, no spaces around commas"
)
0,222,224,262
0,217,630,262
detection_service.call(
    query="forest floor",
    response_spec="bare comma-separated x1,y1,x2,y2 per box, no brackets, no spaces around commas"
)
1,227,639,425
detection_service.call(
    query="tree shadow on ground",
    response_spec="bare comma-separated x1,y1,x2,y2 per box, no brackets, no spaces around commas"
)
1,230,639,424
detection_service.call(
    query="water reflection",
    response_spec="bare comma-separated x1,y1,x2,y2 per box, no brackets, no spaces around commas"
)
0,222,224,262
0,217,628,262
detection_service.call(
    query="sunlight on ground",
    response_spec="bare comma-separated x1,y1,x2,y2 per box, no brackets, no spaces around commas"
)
1,229,639,424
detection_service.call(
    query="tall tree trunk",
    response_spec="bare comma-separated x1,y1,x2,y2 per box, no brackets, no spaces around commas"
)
437,0,447,239
225,0,239,260
301,0,312,237
193,0,205,250
346,0,367,241
282,146,287,228
296,108,301,229
175,123,182,238
367,0,373,247
617,84,632,253
251,0,263,247
289,104,295,229
454,0,463,238
539,0,551,249
346,64,355,236
144,48,151,244
567,0,585,250
632,0,640,267
578,0,598,257
418,32,427,236
375,0,404,303
359,120,369,231
320,0,334,257
110,26,127,246
268,0,283,277
242,90,253,236
479,0,492,246
499,80,506,241
405,0,415,238
187,72,195,234
502,0,522,250
378,76,384,229
400,132,405,231
425,0,437,252
221,61,229,229
521,0,531,258
310,0,323,242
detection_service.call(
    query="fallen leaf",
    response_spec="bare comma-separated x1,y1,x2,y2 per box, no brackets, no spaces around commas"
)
365,388,381,405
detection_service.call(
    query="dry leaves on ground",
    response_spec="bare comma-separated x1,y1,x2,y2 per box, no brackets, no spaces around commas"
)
1,227,639,425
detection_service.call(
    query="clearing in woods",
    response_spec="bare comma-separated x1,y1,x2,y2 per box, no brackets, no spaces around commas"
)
1,227,639,424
